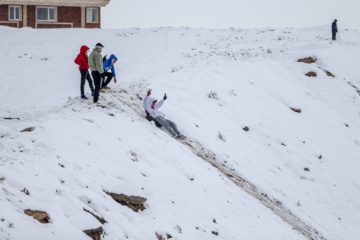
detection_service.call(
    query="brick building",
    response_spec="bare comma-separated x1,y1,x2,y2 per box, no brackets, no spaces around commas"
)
0,0,110,28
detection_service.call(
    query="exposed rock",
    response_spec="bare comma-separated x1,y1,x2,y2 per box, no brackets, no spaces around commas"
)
155,232,165,240
136,93,143,101
290,108,302,113
108,193,147,212
324,70,334,77
83,208,107,225
297,57,316,64
304,168,310,172
305,71,317,77
83,227,103,240
21,188,30,195
21,127,35,132
348,81,360,96
212,231,219,236
24,209,50,223
243,126,249,131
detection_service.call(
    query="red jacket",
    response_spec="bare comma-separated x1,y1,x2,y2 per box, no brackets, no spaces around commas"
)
74,45,90,70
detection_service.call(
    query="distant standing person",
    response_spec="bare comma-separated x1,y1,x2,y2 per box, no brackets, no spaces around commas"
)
101,54,118,91
332,19,338,40
88,43,105,103
74,45,94,99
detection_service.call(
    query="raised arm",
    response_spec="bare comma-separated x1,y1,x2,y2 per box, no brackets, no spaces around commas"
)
155,93,167,110
143,89,152,111
143,95,150,111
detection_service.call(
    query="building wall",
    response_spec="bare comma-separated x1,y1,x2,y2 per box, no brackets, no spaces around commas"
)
58,6,81,28
0,5,8,21
27,5,36,28
0,5,101,28
0,5,23,28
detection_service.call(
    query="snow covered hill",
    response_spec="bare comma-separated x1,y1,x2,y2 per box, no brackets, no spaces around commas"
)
1,25,360,240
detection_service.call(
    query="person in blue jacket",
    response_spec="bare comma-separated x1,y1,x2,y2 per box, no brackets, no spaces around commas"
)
332,19,338,40
101,54,118,90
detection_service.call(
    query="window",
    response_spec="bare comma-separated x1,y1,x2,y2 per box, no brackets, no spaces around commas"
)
9,6,21,21
87,8,98,23
36,7,56,21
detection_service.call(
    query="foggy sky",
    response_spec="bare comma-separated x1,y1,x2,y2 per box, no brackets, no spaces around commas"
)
101,0,360,30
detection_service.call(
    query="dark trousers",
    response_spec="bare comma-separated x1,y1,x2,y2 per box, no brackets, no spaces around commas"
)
101,72,113,88
80,69,94,95
332,32,336,40
92,71,101,103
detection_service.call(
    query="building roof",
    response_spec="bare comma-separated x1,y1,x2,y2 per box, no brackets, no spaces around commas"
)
0,0,110,7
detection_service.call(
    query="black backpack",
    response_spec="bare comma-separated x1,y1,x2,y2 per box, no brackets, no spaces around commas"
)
145,111,162,128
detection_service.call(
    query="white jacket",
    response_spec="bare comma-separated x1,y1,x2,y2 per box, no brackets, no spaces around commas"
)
143,96,164,118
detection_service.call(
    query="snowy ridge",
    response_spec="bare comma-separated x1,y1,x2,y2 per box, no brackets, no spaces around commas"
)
1,26,360,240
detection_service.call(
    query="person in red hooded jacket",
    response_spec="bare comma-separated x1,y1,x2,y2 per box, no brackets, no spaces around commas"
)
74,45,95,99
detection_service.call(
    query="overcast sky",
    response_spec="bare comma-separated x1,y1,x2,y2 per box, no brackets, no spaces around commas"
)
102,0,360,30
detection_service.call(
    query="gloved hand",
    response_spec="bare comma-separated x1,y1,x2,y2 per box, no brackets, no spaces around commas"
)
147,89,152,96
163,93,167,100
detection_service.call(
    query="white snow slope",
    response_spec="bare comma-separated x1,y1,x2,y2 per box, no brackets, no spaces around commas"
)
1,26,360,240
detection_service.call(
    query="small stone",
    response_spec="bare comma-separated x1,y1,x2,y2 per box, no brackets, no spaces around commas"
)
21,127,35,132
243,126,249,131
304,168,310,172
305,72,317,77
297,57,316,64
290,108,302,113
325,70,334,77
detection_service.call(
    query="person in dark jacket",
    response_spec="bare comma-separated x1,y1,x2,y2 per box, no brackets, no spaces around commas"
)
74,45,94,99
101,54,118,90
332,19,338,40
88,43,105,103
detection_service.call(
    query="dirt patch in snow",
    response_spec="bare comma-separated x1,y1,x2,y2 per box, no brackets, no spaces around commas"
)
298,57,316,64
305,72,317,77
24,209,50,223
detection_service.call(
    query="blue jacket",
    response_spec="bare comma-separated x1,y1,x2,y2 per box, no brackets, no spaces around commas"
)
103,54,118,77
332,21,337,33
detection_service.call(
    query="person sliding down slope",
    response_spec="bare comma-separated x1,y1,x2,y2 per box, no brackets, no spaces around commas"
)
143,89,186,140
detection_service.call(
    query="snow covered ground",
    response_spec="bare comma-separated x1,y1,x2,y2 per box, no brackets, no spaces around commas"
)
1,25,360,240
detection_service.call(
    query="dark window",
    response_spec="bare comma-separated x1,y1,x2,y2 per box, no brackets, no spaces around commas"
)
9,6,21,20
37,7,56,21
